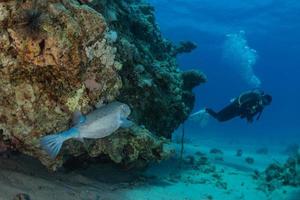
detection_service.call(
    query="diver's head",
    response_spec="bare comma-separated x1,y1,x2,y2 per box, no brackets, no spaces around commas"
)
262,94,272,106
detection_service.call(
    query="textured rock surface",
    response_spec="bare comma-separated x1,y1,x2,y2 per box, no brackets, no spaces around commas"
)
257,152,300,192
90,0,206,138
0,0,205,170
0,0,124,169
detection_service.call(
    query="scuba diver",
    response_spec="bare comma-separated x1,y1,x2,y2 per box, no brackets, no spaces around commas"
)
205,89,272,123
189,89,272,125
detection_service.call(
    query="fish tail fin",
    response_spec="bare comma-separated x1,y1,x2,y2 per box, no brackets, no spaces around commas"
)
40,127,79,159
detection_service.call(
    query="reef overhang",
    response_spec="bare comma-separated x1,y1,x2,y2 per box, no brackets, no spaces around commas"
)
0,0,206,170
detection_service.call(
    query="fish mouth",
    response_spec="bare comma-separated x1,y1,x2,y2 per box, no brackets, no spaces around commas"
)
120,104,131,117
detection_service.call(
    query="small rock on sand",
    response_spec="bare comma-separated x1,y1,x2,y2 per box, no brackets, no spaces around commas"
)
13,193,31,200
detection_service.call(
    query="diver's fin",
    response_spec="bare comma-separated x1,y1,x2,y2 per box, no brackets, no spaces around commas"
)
189,109,206,118
40,127,79,159
188,109,210,127
120,118,134,128
72,111,86,126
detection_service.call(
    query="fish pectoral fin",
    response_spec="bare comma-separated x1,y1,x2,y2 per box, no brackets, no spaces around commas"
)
120,118,134,128
72,111,86,126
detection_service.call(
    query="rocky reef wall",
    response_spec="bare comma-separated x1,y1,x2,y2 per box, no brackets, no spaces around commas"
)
90,0,206,138
0,0,205,170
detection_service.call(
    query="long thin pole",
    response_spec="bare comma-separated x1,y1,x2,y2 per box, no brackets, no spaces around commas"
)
179,122,185,167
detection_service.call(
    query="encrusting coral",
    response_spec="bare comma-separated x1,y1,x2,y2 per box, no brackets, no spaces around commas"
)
0,0,205,170
257,152,300,192
91,0,206,138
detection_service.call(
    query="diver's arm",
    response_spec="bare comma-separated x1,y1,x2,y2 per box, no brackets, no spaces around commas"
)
246,115,254,123
256,108,264,121
240,108,252,122
244,107,259,123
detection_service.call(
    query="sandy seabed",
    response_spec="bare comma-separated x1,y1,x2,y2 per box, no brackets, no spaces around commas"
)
1,139,299,200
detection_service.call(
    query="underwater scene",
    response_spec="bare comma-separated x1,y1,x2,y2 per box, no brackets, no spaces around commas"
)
0,0,299,200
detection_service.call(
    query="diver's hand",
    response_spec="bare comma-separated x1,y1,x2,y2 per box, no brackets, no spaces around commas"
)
246,116,254,123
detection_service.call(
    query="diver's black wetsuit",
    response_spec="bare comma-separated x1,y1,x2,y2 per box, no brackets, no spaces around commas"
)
206,90,265,123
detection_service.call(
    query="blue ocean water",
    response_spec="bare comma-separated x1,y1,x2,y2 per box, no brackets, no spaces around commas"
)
0,1,299,199
149,0,300,145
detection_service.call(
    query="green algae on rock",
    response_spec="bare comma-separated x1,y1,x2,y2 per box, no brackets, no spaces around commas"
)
0,0,205,170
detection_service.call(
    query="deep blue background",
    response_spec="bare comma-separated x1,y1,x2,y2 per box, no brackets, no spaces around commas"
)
149,0,300,141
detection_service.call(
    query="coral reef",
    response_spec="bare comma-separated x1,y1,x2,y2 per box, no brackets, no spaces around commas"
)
0,0,204,170
209,148,224,161
209,148,223,155
172,41,197,56
89,0,206,139
258,152,300,192
236,149,243,157
245,157,255,164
